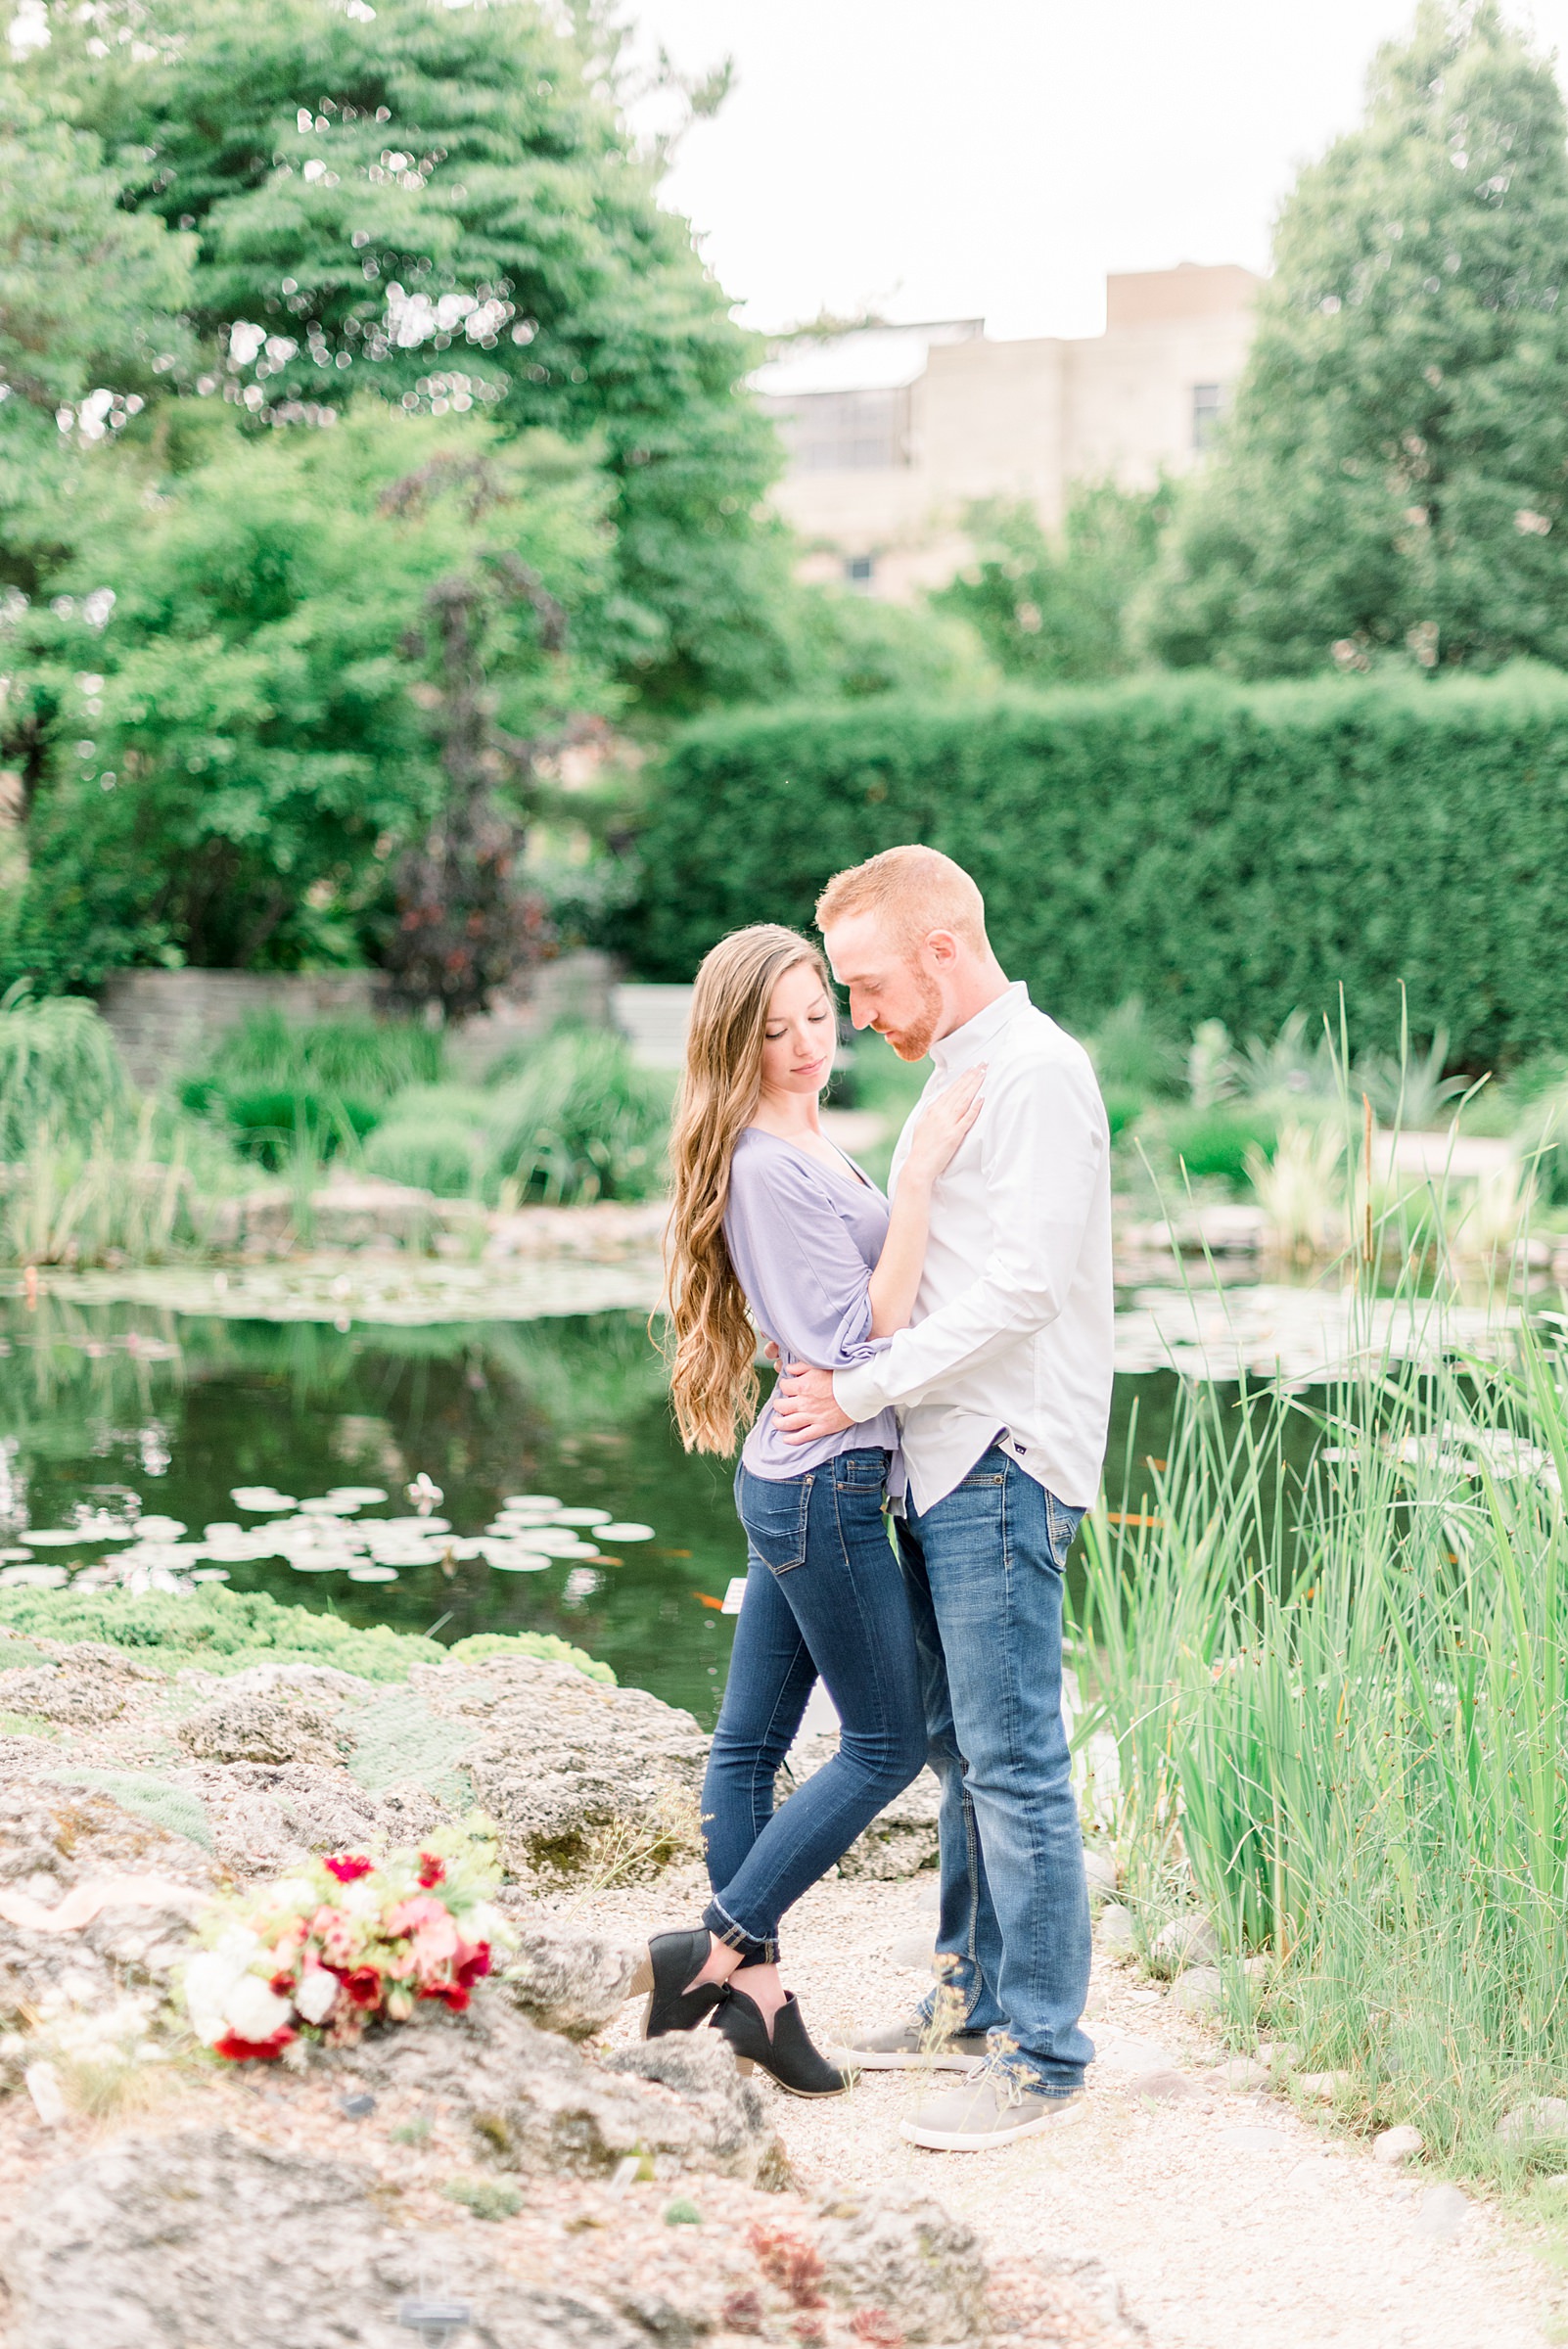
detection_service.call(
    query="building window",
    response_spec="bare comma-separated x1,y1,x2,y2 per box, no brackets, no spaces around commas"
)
1192,383,1222,451
845,554,876,592
763,387,912,472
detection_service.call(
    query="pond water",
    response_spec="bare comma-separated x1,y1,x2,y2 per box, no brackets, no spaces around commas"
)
0,1292,1268,1727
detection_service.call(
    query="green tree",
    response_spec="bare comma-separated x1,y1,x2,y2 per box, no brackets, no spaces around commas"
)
1,404,613,990
1143,2,1568,676
23,0,789,713
0,73,195,588
934,482,1170,682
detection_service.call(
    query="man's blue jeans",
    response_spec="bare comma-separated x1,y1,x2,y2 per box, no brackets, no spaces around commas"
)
895,1446,1093,2096
701,1449,927,1961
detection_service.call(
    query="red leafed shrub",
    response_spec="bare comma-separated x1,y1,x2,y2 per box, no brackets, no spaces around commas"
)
852,2312,904,2348
746,2221,825,2308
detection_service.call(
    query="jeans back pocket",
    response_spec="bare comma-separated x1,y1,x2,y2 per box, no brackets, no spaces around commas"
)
737,1470,813,1574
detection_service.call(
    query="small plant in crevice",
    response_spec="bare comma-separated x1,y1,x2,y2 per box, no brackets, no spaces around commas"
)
442,2177,523,2222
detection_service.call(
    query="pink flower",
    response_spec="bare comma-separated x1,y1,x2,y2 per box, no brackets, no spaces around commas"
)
308,1907,358,1965
385,1895,449,1936
323,1854,374,1885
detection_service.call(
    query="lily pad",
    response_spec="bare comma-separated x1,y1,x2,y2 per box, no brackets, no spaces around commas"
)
597,1523,655,1542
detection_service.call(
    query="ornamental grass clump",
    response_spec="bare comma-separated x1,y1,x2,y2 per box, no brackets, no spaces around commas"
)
1072,1286,1568,2181
181,1827,507,2062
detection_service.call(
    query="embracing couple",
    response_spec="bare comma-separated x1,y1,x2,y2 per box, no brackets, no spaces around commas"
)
632,845,1113,2152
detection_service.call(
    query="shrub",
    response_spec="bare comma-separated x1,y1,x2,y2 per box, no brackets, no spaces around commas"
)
0,990,128,1156
1157,1106,1280,1189
181,1013,445,1170
362,1085,496,1198
486,1028,669,1204
624,674,1568,1063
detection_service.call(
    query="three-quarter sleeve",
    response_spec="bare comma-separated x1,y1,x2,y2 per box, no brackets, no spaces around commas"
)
723,1145,891,1374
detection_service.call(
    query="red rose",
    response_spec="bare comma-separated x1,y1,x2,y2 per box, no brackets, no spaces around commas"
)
415,1981,469,2009
213,2027,298,2062
455,1943,491,1989
323,1854,374,1884
345,1966,384,2009
416,1853,446,1889
268,1970,297,1996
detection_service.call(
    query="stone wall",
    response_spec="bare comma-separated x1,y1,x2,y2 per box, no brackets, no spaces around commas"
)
98,953,618,1091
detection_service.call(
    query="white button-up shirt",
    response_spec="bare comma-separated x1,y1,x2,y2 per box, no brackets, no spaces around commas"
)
831,982,1113,1514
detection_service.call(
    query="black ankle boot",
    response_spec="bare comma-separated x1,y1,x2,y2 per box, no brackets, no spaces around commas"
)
627,1928,728,2039
711,1986,852,2097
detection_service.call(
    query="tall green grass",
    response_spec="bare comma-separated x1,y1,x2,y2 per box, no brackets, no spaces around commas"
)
180,1012,445,1170
0,1105,210,1266
1073,1295,1568,2181
0,989,127,1156
369,1029,669,1206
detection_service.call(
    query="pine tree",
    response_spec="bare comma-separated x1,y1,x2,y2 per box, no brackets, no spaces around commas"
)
1143,2,1568,675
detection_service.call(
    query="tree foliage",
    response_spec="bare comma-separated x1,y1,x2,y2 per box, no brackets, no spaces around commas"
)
0,75,195,571
25,0,787,713
1144,2,1568,675
2,405,611,989
935,483,1170,683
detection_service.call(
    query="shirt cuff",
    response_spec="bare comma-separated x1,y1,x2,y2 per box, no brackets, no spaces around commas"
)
833,1359,890,1423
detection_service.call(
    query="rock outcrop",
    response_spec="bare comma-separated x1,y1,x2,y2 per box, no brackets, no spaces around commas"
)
330,1987,781,2187
502,1911,642,2038
788,1735,941,1879
407,1652,709,1881
0,2126,646,2349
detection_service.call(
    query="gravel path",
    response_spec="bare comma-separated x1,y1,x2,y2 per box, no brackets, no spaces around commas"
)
573,1865,1560,2349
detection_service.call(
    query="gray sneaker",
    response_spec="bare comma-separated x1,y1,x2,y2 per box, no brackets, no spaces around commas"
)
899,2063,1084,2149
829,2017,991,2072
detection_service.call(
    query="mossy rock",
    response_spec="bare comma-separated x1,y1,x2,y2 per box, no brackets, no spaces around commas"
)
0,1588,613,1686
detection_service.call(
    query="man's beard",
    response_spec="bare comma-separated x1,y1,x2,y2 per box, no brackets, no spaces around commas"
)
882,968,944,1062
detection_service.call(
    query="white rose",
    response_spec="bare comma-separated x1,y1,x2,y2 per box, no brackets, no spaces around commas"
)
183,1928,260,2046
294,1964,340,2025
222,1975,295,2044
341,1880,382,1918
268,1879,318,1910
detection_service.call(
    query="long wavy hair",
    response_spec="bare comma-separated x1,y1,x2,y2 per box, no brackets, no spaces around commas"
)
665,924,831,1453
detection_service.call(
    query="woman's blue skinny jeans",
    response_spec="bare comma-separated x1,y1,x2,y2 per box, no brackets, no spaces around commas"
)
700,1448,927,1963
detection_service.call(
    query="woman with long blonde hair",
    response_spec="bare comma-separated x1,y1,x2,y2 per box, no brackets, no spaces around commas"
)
626,923,983,2096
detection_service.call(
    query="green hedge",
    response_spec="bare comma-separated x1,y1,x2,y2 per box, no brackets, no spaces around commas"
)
625,673,1568,1060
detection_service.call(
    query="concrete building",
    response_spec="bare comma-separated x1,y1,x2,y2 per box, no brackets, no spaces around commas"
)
751,261,1260,600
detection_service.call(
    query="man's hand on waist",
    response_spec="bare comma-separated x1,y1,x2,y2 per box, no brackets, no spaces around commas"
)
773,1362,853,1444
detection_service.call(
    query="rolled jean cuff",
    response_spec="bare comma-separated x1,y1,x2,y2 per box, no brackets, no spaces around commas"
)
702,1896,778,1967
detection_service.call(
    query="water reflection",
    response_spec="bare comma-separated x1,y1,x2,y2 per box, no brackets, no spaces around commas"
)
0,1298,741,1723
0,1294,1307,1726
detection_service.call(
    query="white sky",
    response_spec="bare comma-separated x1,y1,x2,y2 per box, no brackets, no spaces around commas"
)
622,0,1568,341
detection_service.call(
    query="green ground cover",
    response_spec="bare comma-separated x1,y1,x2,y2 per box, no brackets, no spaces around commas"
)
0,1585,611,1684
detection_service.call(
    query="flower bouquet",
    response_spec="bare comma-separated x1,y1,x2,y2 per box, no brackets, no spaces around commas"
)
182,1827,508,2062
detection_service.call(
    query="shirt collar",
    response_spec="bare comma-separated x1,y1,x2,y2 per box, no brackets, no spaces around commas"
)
929,980,1030,1075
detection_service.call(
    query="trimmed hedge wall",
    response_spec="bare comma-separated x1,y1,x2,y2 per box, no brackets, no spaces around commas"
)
625,673,1568,1060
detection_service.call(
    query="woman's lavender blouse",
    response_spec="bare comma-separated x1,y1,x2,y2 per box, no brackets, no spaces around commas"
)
722,1127,900,1485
